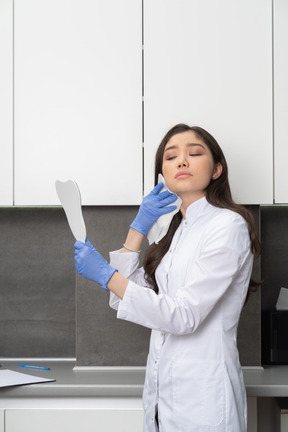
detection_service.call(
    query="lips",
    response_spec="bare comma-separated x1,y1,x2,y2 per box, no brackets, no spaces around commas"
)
175,171,192,179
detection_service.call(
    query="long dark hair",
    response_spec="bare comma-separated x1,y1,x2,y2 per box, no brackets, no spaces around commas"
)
143,123,261,297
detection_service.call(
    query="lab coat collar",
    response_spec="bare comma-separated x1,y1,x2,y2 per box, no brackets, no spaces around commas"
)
184,196,211,222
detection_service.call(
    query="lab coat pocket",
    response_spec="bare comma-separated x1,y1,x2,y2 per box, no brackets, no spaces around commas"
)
170,360,225,428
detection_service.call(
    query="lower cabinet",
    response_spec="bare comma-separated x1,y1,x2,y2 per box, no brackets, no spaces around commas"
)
0,410,4,432
4,408,143,432
0,397,259,431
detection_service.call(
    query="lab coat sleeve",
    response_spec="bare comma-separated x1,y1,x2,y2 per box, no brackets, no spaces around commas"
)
116,213,253,335
108,249,149,310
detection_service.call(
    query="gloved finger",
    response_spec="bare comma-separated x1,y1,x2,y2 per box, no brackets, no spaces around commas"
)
157,190,177,202
159,204,178,214
74,245,87,260
74,248,83,258
85,239,95,249
150,182,164,195
158,194,178,207
74,240,85,249
75,260,83,273
75,244,92,261
74,255,81,268
74,247,85,259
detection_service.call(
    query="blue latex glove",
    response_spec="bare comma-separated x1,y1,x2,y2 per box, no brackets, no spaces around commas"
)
130,182,178,235
74,239,117,291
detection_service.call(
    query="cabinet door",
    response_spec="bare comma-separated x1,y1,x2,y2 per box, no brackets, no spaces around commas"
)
274,0,288,203
0,410,4,432
5,409,143,432
14,0,142,205
144,0,273,204
0,0,13,205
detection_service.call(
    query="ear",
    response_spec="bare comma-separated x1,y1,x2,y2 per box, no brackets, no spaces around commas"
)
212,163,223,180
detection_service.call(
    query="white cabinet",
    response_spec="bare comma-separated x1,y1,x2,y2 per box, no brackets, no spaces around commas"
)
274,0,288,204
14,0,142,205
2,400,257,432
2,0,288,206
143,0,273,204
0,410,4,432
0,0,13,205
281,410,288,432
5,409,143,432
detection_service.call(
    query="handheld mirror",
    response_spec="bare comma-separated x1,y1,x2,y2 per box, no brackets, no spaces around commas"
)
55,180,86,243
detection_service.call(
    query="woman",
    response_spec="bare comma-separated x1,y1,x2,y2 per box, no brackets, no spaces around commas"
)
74,123,261,432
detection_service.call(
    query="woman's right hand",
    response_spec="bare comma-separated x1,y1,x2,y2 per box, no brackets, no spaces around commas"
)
130,182,178,236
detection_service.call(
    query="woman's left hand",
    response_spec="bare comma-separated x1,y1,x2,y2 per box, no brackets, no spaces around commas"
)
130,182,178,236
74,239,117,291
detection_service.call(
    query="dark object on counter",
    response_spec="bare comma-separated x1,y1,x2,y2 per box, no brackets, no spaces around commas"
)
262,310,288,365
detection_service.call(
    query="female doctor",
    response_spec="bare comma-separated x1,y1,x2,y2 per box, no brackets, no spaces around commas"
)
74,123,261,432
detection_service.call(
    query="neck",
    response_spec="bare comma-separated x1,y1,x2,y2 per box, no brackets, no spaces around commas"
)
179,194,206,219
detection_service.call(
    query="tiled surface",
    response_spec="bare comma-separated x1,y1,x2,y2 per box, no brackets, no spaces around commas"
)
0,205,262,366
0,207,75,357
76,206,151,366
261,205,288,310
238,206,261,366
238,287,261,366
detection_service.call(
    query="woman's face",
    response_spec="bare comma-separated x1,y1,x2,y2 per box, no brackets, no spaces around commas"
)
162,131,221,204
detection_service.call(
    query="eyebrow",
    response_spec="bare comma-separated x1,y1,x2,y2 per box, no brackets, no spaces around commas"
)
164,143,205,152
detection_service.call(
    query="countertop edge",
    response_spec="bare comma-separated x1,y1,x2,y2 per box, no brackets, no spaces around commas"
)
1,360,288,399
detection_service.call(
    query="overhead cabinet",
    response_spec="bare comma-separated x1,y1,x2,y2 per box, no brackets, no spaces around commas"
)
143,0,273,204
273,0,288,204
0,0,13,205
1,0,287,206
14,0,142,205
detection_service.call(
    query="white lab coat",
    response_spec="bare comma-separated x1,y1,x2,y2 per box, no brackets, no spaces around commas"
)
109,197,253,432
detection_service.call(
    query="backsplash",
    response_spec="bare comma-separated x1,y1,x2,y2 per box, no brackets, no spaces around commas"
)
0,205,262,366
75,206,151,366
261,205,288,310
0,208,75,357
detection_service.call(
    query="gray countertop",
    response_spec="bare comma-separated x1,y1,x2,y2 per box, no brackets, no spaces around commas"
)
1,360,288,399
0,360,145,398
244,365,288,397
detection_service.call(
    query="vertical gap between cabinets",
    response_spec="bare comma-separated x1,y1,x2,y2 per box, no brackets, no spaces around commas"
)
12,0,15,205
142,0,145,197
272,0,275,204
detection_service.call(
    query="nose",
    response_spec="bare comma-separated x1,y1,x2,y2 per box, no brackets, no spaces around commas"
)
177,157,188,168
177,151,189,168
